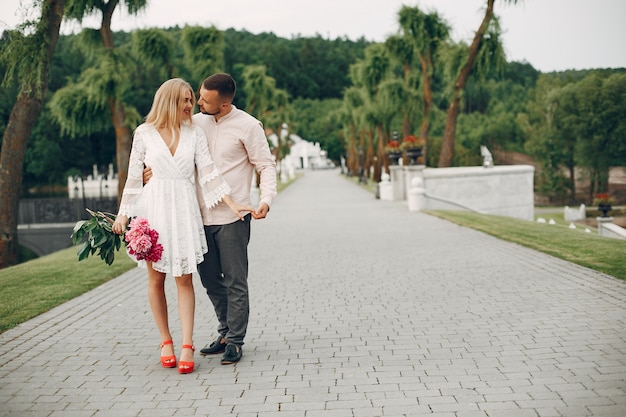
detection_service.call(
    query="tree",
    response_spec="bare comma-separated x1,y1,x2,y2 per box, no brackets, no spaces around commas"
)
359,44,390,182
132,28,176,79
181,25,224,85
0,0,66,268
397,6,449,151
384,35,416,139
241,64,275,119
340,86,367,176
62,0,148,200
438,0,516,167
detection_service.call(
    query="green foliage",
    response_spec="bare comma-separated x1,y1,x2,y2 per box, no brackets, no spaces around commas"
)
291,98,344,161
48,49,141,137
0,0,60,96
70,209,123,266
473,16,506,81
223,29,368,100
65,0,148,22
132,28,175,77
181,25,224,84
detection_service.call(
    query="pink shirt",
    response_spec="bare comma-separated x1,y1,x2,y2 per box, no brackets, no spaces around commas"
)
193,106,277,226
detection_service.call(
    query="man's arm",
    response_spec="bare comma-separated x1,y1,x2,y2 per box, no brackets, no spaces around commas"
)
246,122,277,219
142,166,152,184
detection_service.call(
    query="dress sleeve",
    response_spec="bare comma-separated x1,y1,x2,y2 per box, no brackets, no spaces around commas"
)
117,127,146,217
194,127,232,209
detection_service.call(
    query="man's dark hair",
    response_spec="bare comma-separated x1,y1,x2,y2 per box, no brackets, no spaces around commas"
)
202,73,236,101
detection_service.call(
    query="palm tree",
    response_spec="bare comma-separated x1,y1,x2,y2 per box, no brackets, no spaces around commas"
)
264,88,293,173
241,65,275,119
63,0,148,199
0,0,66,268
360,44,390,182
340,86,366,177
384,35,415,139
181,26,225,84
132,28,176,79
438,0,519,167
397,6,449,157
376,78,407,172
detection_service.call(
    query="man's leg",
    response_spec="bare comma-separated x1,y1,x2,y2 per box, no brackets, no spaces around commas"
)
198,225,228,337
216,214,251,347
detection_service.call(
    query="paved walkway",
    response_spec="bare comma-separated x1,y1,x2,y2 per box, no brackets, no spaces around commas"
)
1,169,625,417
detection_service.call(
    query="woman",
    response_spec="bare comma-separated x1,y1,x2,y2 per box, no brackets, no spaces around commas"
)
112,78,252,374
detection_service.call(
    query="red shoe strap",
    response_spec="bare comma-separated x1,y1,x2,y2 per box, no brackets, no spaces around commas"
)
160,340,174,348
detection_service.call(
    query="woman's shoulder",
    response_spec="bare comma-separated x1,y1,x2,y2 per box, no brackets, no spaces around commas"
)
134,123,155,136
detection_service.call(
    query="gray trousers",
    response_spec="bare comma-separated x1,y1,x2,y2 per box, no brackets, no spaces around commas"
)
198,214,251,346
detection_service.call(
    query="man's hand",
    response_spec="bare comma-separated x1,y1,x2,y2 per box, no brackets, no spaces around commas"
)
142,166,152,184
251,202,270,219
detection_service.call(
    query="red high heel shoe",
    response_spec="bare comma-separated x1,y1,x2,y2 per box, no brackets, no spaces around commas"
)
178,344,195,374
160,340,176,368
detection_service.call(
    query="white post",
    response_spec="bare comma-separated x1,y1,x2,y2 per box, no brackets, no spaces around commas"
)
379,173,393,201
407,177,425,212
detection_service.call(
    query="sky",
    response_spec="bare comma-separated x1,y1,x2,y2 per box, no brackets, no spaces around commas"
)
1,0,625,73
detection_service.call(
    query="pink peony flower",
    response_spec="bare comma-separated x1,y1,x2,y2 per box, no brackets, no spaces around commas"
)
124,217,163,263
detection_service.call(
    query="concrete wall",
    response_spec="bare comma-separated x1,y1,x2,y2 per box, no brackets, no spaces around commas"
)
422,165,535,221
384,164,535,221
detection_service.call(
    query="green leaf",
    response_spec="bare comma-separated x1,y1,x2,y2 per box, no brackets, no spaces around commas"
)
105,250,115,266
77,241,91,261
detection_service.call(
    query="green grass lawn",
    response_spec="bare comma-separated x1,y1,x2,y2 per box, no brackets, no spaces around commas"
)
0,245,136,333
428,210,626,281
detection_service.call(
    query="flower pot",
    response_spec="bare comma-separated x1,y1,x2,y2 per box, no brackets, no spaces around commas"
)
598,203,612,217
386,151,402,165
404,147,423,165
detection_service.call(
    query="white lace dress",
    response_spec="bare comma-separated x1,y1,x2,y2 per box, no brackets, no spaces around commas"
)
117,123,231,276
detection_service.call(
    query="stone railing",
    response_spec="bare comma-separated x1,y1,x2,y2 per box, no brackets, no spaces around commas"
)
18,198,117,225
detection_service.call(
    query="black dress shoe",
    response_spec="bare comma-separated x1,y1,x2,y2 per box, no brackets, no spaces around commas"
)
200,335,226,355
221,344,242,365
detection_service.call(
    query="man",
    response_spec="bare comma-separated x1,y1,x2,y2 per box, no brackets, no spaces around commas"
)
194,73,277,364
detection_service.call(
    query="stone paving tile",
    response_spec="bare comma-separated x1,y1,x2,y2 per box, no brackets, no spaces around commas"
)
2,168,626,417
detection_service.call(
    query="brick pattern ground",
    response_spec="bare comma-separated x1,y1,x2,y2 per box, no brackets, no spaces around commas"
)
1,168,625,417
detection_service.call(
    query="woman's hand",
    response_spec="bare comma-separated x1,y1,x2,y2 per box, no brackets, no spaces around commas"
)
112,215,129,235
222,195,254,220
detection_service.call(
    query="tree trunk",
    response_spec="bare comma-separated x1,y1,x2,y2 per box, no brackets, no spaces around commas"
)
438,0,494,167
401,63,412,138
374,124,385,182
100,0,131,203
109,98,132,200
418,53,433,144
0,0,65,269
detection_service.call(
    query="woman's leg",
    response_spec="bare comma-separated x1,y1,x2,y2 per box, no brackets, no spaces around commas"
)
147,263,173,357
176,273,195,362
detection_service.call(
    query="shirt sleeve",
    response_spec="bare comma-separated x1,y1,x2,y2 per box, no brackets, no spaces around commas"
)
244,120,277,207
117,127,146,217
194,127,232,209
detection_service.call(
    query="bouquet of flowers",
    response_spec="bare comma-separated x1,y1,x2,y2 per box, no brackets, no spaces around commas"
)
71,209,162,265
124,217,163,262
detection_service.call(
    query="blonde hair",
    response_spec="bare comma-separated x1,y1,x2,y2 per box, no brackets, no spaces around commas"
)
144,78,195,138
